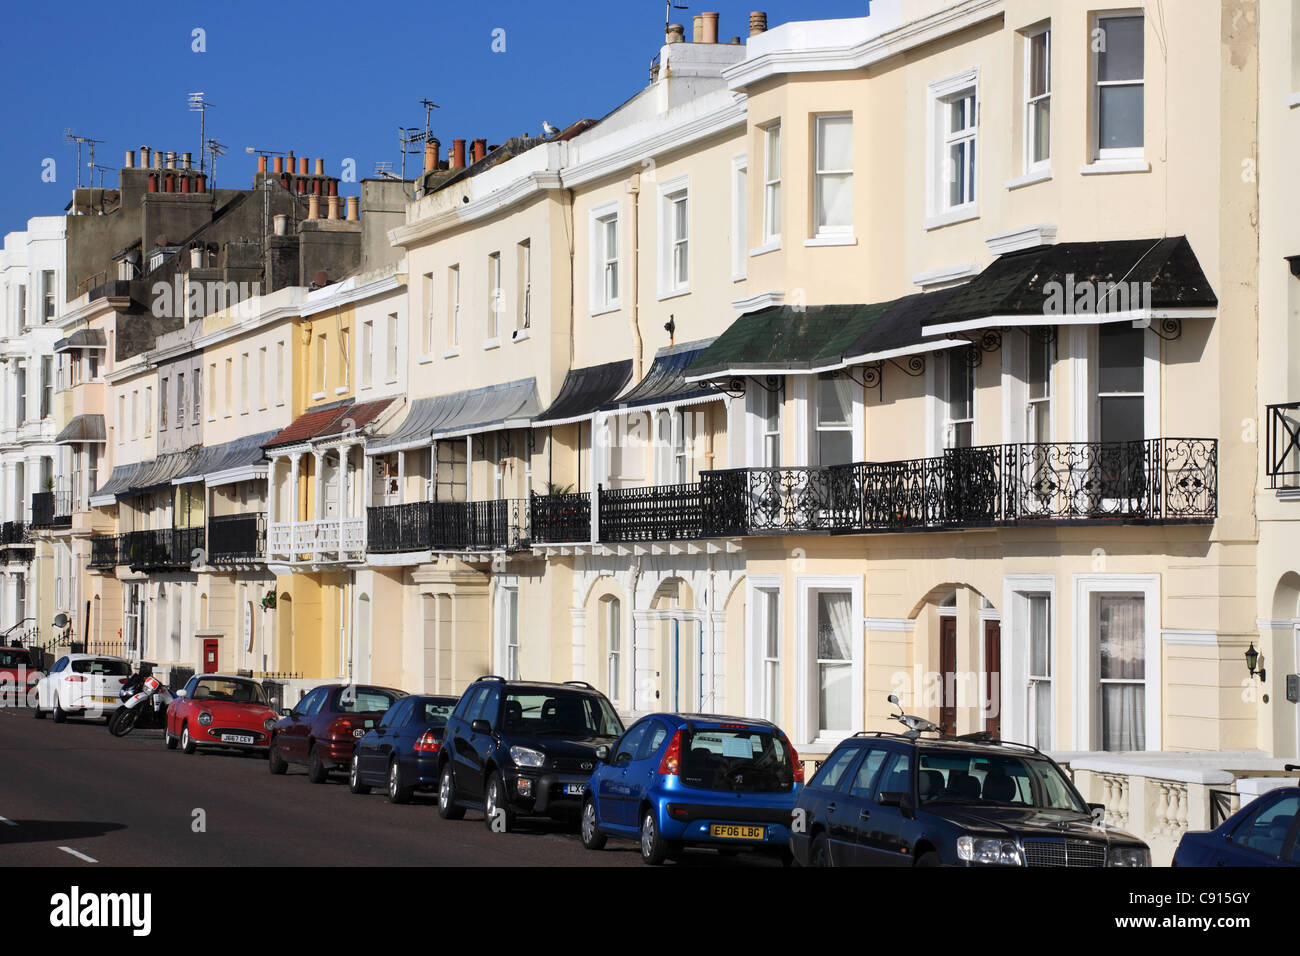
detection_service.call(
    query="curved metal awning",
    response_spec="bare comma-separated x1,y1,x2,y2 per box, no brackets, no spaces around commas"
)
368,379,539,453
532,360,633,428
55,413,107,444
53,328,108,352
600,340,717,414
122,450,200,498
173,430,279,485
89,461,145,506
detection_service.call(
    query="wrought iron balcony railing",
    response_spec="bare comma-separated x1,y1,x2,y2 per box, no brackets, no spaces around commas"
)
30,491,73,530
208,512,266,563
89,528,205,570
599,482,705,542
0,521,27,545
366,499,531,554
530,492,593,544
1266,403,1300,490
90,533,119,569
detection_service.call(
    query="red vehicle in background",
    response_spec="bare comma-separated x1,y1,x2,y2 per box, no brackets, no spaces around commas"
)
166,674,279,755
268,683,406,783
0,646,41,698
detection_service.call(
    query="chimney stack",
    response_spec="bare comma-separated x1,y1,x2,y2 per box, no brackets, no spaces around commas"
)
307,194,320,220
749,11,767,35
180,175,190,193
182,152,192,170
452,139,466,169
147,173,158,193
692,14,704,42
124,150,136,169
272,156,284,174
314,158,324,176
299,157,309,175
273,214,288,236
702,12,719,43
257,155,267,174
327,195,340,220
196,174,207,193
164,173,174,193
166,151,176,169
423,139,438,173
345,196,359,221
140,146,151,167
190,247,203,268
472,138,487,162
666,23,685,43
153,150,163,170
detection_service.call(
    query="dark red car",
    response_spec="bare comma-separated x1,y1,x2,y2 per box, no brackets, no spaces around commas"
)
0,646,41,700
166,674,279,755
268,683,406,783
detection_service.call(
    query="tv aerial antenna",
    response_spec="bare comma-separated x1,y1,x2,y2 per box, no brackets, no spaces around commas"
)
65,129,105,189
664,0,688,31
206,139,227,187
188,92,214,174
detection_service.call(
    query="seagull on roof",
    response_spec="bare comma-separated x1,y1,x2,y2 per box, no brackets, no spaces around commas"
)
542,120,560,138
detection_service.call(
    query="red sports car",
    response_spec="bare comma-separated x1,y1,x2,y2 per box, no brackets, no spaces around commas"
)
166,674,279,755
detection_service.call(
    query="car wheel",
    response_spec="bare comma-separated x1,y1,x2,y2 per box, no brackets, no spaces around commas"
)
306,745,329,784
33,699,45,719
916,852,943,867
164,728,178,750
180,724,196,755
267,738,288,775
640,810,670,866
809,832,832,867
438,764,465,820
580,798,606,851
349,756,371,795
52,699,67,723
483,772,515,833
387,758,414,804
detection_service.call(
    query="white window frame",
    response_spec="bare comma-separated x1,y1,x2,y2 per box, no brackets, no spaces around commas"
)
794,574,863,752
1023,25,1052,174
812,113,854,239
448,264,461,349
1072,573,1160,751
257,347,267,410
589,202,620,315
387,312,399,380
486,252,502,341
240,353,251,413
422,272,435,356
361,320,374,388
731,155,747,281
517,239,532,332
1002,574,1057,750
603,596,623,706
495,577,521,681
1026,332,1054,443
941,348,976,449
745,575,783,725
658,176,690,299
813,372,855,466
1090,12,1145,162
925,69,980,228
761,122,782,246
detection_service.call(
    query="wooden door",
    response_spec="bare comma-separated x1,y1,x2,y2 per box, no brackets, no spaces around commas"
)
939,617,957,736
983,620,1002,737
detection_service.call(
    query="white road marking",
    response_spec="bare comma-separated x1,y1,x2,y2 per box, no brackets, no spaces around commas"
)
0,815,17,826
58,846,98,863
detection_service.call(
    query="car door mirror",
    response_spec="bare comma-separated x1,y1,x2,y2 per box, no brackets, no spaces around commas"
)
877,791,916,815
174,688,187,699
471,718,492,735
615,751,633,767
281,707,294,718
595,744,610,762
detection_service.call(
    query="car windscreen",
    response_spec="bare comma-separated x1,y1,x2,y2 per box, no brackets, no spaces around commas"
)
191,678,267,705
0,649,32,668
335,687,405,714
917,750,1086,812
500,691,623,737
680,727,795,794
71,658,130,676
417,700,454,727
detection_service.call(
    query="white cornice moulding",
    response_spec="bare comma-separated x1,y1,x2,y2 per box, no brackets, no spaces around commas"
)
731,290,785,315
1160,629,1218,647
911,263,979,290
985,223,1058,257
390,170,566,247
864,617,916,632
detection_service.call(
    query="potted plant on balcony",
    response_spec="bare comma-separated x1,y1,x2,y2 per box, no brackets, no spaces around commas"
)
261,592,277,612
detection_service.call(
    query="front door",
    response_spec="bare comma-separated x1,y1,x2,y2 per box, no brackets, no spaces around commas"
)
983,620,1002,737
939,617,957,736
202,638,219,674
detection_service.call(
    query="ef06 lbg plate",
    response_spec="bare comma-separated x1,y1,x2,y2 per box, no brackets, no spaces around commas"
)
709,823,765,840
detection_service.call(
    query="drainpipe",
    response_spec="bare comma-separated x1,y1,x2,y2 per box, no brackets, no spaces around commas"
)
628,171,644,380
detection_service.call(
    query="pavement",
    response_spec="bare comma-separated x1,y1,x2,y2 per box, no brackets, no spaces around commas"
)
0,706,778,867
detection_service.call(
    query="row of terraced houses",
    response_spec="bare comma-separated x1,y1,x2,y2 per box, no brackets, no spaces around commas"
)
1,0,1298,862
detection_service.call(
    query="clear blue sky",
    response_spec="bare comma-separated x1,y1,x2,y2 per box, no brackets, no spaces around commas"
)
0,0,870,232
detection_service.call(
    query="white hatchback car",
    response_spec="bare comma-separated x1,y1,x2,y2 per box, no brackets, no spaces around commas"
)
34,654,132,722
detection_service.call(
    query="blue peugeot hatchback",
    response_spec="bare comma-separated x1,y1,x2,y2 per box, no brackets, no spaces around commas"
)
579,713,802,865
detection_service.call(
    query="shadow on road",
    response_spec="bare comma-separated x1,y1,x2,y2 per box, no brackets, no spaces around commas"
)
0,819,126,845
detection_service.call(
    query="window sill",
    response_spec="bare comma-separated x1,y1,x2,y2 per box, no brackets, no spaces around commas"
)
1079,159,1150,176
334,386,349,396
1004,167,1052,191
358,383,372,392
385,377,398,386
589,305,620,318
207,416,216,423
481,338,501,351
223,413,232,420
510,329,530,343
804,234,857,247
441,348,460,359
923,206,980,231
239,409,249,416
656,288,691,303
417,353,433,365
749,239,782,258
311,391,326,402
1286,91,1300,109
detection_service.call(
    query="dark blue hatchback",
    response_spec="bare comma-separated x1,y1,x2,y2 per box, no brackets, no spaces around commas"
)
350,695,458,803
1173,786,1300,867
579,713,802,865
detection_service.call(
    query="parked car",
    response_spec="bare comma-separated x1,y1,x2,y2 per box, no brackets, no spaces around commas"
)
32,654,131,722
1172,786,1300,866
268,683,406,783
350,694,459,803
580,713,803,865
165,674,279,755
437,676,624,831
0,646,41,694
790,721,1150,867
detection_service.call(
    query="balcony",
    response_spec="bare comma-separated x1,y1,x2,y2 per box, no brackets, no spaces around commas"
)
0,521,27,545
268,517,367,563
30,491,73,530
1266,402,1300,490
530,439,1218,544
366,499,530,555
208,512,266,564
87,528,205,571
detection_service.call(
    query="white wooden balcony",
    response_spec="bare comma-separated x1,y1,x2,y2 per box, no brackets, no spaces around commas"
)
267,517,366,564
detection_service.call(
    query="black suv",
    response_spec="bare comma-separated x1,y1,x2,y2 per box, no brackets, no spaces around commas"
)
790,730,1151,867
437,676,624,832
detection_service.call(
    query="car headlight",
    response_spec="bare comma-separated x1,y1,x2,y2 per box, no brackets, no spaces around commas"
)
264,718,276,732
510,745,546,768
197,711,213,726
1106,845,1151,867
956,836,1024,866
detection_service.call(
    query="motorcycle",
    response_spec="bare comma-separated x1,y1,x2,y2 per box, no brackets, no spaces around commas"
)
108,671,174,737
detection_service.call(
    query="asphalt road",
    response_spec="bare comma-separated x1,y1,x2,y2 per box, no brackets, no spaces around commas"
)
0,707,778,867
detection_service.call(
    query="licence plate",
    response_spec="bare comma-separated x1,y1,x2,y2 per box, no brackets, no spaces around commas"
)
563,784,587,796
221,734,255,745
95,696,117,703
709,824,765,841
